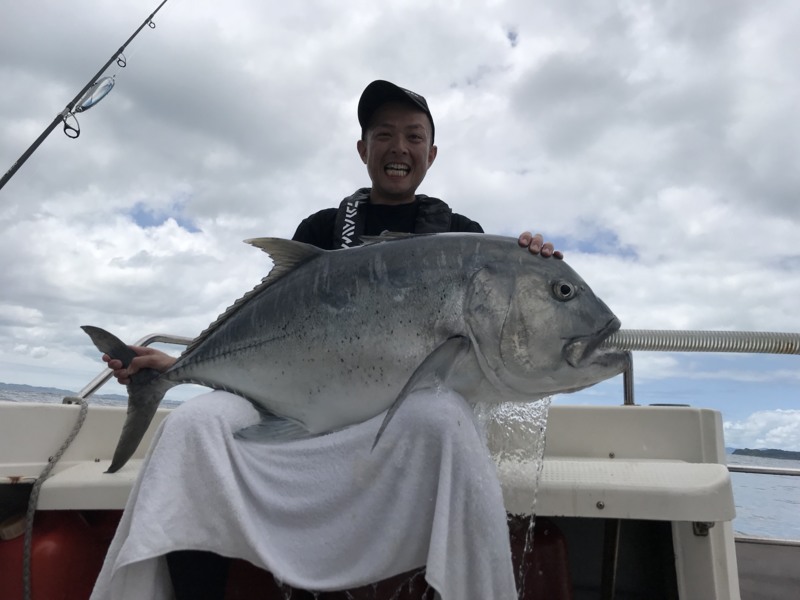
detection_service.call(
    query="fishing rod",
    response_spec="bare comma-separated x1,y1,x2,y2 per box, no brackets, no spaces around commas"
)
0,0,171,193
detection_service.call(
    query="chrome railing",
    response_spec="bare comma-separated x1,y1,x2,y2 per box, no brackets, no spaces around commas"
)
601,329,800,481
602,329,800,406
728,465,800,477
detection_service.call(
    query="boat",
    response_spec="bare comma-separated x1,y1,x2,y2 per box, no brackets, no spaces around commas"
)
1,329,798,599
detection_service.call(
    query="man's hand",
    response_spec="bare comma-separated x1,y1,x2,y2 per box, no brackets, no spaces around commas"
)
518,231,563,259
103,347,177,385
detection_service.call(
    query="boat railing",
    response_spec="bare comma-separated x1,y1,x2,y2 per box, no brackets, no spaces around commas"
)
601,329,800,481
727,465,800,477
61,327,800,561
70,329,800,486
601,329,800,405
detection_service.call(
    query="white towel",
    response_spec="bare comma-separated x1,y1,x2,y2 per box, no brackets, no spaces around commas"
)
90,388,517,600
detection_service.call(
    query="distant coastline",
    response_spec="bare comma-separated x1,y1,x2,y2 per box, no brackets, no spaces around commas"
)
733,448,800,461
0,381,79,396
0,381,185,407
0,381,128,402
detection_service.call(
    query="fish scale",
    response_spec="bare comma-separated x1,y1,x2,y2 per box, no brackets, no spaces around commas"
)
83,233,629,472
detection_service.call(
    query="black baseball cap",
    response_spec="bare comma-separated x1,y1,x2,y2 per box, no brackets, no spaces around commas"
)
358,80,435,143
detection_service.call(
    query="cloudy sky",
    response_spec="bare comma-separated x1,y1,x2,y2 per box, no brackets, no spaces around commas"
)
1,0,799,449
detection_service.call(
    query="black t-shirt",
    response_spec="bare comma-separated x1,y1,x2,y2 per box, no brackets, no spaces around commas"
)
292,201,483,250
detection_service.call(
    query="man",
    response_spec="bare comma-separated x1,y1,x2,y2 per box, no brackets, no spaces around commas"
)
108,81,560,379
292,79,560,253
94,81,561,600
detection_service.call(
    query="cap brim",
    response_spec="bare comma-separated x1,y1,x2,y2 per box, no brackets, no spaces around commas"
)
358,80,434,140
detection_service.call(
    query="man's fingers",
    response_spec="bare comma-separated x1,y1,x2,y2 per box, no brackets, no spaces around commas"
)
518,231,563,259
527,233,545,254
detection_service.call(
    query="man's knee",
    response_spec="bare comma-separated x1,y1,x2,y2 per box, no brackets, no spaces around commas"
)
391,388,477,440
164,391,259,434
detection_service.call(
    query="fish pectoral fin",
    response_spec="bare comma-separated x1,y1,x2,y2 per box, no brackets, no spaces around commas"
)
234,411,314,443
371,336,471,451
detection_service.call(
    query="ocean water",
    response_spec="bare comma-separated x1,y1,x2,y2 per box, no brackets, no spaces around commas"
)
726,453,800,540
2,390,798,541
0,388,183,409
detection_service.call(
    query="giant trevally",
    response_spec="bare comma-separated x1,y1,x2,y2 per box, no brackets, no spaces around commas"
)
83,233,628,473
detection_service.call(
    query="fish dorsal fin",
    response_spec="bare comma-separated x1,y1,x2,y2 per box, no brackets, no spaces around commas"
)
245,237,324,282
359,232,432,246
182,239,323,356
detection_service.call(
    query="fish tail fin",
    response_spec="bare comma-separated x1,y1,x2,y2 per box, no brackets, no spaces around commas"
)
81,325,173,473
81,325,139,367
106,377,173,472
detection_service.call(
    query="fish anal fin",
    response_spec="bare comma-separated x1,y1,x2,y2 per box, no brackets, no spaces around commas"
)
372,336,471,450
234,410,314,443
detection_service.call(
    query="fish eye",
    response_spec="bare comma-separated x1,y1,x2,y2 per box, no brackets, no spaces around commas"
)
552,281,576,301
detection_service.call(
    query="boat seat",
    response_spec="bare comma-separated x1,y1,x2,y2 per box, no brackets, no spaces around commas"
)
500,457,735,522
35,456,734,526
37,459,142,510
24,403,732,525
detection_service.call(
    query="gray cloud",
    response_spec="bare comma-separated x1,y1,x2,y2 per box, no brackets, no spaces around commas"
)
1,0,799,450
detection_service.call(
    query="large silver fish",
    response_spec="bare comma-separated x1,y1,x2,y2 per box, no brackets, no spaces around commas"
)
83,233,628,473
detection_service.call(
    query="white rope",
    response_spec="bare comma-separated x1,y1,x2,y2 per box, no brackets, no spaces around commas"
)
22,397,89,600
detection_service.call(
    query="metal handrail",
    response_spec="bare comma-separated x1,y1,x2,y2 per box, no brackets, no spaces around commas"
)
601,329,800,405
63,332,192,404
600,329,800,480
728,465,800,477
70,328,800,412
603,329,800,355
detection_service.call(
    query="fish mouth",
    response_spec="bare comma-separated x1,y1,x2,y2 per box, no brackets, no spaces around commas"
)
564,317,624,368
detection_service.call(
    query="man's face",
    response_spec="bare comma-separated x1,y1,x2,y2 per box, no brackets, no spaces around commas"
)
357,101,437,205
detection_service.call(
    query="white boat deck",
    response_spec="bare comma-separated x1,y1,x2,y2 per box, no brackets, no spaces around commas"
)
2,401,734,522
0,400,741,598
